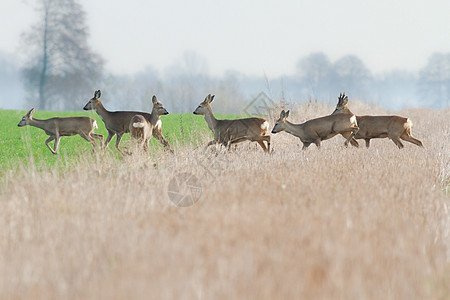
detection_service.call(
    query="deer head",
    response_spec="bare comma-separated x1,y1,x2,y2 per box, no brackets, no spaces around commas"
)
193,94,215,115
152,96,169,115
17,108,35,127
333,92,349,114
83,90,102,111
271,110,290,133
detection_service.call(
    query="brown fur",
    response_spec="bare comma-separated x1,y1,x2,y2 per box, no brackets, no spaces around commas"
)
332,93,423,148
271,109,359,149
129,115,153,153
83,90,172,154
193,94,271,152
17,108,103,154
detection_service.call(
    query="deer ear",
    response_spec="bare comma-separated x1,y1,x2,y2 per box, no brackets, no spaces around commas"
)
152,95,157,104
209,95,215,103
285,110,290,118
95,90,101,99
27,108,35,117
280,110,286,119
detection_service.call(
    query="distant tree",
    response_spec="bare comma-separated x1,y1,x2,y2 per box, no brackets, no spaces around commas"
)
214,71,245,114
333,55,372,99
418,53,450,108
134,66,163,112
162,51,211,113
370,71,419,110
21,0,103,110
296,52,336,101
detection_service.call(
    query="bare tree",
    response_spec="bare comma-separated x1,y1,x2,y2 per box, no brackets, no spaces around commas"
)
21,0,104,110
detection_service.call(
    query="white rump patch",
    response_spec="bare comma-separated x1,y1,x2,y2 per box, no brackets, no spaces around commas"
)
405,118,413,128
133,122,145,128
155,119,162,129
93,120,98,129
350,115,357,125
261,121,269,130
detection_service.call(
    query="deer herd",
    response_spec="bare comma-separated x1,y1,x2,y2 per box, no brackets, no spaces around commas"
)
17,91,423,155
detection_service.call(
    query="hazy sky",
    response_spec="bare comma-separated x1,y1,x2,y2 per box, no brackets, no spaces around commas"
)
1,0,450,77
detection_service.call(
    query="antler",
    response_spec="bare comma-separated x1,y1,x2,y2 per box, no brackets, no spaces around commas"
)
338,92,346,105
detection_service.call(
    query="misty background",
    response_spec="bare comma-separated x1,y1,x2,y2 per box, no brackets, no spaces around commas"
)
0,0,449,113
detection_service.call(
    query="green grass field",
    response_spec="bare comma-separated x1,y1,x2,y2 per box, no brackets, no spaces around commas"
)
0,109,239,170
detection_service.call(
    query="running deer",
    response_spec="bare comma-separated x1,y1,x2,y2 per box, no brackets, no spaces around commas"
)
271,110,359,149
129,115,153,153
331,93,423,148
193,94,271,152
83,90,172,154
17,108,103,154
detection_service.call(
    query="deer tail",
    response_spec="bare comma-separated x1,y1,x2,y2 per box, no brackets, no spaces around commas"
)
133,122,146,128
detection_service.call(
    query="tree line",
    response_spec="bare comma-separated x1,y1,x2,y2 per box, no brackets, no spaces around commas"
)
5,0,450,112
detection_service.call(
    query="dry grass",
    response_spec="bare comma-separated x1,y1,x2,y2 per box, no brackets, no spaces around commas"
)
0,103,449,299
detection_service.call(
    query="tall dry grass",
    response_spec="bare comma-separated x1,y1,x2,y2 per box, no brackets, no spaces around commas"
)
0,103,449,299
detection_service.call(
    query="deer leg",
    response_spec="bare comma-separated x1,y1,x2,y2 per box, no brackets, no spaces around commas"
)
144,139,150,153
261,135,271,153
343,128,359,147
341,132,359,147
390,136,404,149
115,132,128,155
91,133,104,149
302,142,311,150
344,127,359,147
256,141,268,152
365,139,371,148
400,134,423,147
252,135,271,153
204,140,217,151
224,140,231,151
103,130,115,149
53,135,61,154
153,130,173,153
80,133,97,153
45,136,57,154
314,140,321,149
350,137,359,147
229,137,248,144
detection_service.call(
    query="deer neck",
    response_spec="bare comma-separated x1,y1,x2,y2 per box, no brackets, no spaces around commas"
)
204,106,218,132
29,118,51,132
95,101,110,121
284,120,303,137
150,107,160,124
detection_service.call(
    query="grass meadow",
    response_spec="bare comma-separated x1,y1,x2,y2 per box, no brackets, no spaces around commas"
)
0,102,449,299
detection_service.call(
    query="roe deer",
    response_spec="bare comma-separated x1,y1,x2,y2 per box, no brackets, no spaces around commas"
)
193,94,271,152
271,110,359,150
149,95,173,153
332,93,423,148
129,115,153,153
17,108,103,154
83,90,172,154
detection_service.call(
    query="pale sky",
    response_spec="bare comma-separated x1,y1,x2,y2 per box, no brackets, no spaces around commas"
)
1,0,450,77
